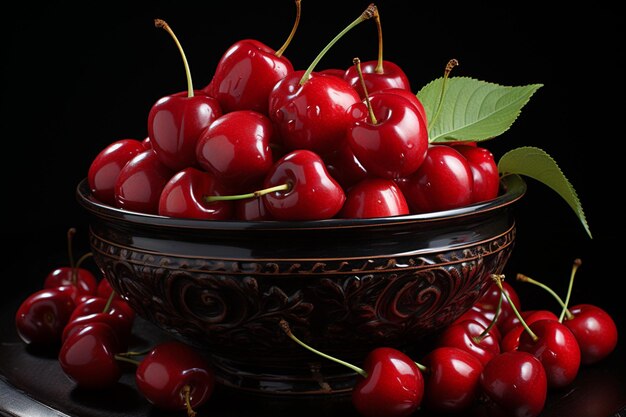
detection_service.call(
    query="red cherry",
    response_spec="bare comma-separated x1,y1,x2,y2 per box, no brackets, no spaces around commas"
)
474,280,521,332
69,296,135,327
204,0,300,114
158,167,233,220
420,346,483,414
268,6,375,155
195,110,274,191
563,304,618,365
340,178,408,219
148,20,222,171
15,287,76,346
436,319,500,366
44,228,97,296
63,309,133,350
96,277,124,301
323,142,369,190
261,150,346,220
451,307,502,342
114,149,175,214
58,322,122,389
135,341,215,413
396,144,474,213
87,139,145,205
453,144,500,203
479,351,547,417
376,87,427,127
352,347,424,417
346,85,428,179
500,310,559,352
518,319,581,389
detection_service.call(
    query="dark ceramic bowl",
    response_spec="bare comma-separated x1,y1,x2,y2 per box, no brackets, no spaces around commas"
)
76,174,526,396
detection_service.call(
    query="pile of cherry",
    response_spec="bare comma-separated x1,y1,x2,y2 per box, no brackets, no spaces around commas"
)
14,229,215,416
87,3,500,221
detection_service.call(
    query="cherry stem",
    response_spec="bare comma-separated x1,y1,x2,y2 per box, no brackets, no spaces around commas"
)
427,58,459,139
102,289,116,314
516,273,574,320
155,19,194,98
72,252,93,286
67,228,77,271
473,286,502,343
182,385,197,417
204,183,290,203
354,57,378,124
492,274,538,341
372,6,384,74
114,354,141,366
275,0,301,58
558,258,582,323
414,361,428,374
116,348,153,357
299,3,377,85
280,320,367,377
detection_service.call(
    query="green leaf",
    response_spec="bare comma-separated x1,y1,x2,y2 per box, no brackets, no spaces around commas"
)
416,77,542,143
498,146,592,238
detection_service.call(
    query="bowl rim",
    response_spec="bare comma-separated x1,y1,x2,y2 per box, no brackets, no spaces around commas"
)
76,174,526,231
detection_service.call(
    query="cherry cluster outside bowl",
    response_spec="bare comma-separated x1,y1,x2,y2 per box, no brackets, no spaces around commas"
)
75,174,526,396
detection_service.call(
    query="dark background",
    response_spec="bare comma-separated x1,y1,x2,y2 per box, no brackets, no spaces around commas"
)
1,2,623,320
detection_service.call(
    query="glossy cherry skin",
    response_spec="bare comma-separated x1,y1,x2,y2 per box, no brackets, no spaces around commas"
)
479,351,547,417
88,139,145,205
323,143,369,190
563,304,618,364
234,197,273,221
196,110,274,191
436,319,500,366
44,267,98,297
340,178,408,219
135,341,215,412
343,60,411,98
114,149,175,214
269,71,360,155
96,278,124,302
68,296,135,327
500,310,559,352
518,319,581,389
451,307,501,342
63,309,133,350
352,347,424,417
420,346,483,414
396,145,473,213
158,167,233,220
147,90,222,171
377,88,427,128
262,150,346,220
473,280,522,332
58,322,122,389
318,68,346,78
453,144,500,203
15,287,76,346
347,93,428,179
206,39,293,115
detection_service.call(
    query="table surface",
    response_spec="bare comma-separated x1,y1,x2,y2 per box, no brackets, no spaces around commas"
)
2,284,626,417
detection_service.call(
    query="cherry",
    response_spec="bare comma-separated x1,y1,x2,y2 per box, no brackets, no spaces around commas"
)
452,144,500,203
69,295,135,326
436,319,500,366
517,260,618,365
58,322,123,389
479,350,547,417
340,178,408,219
396,144,474,213
500,310,559,352
44,228,97,297
323,142,369,190
377,87,427,127
451,307,502,342
87,138,145,205
419,346,483,414
15,286,76,347
206,150,346,221
195,110,274,191
493,274,581,389
280,320,423,417
346,58,428,180
148,19,222,171
158,167,233,220
268,5,376,155
135,341,215,416
114,149,175,214
62,307,134,350
205,0,300,114
342,6,411,97
473,279,521,332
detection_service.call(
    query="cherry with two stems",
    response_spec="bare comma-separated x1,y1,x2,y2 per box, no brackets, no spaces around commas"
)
346,58,428,180
205,0,301,114
517,258,618,365
148,19,222,172
280,320,423,417
493,274,581,389
268,4,376,156
342,5,411,97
